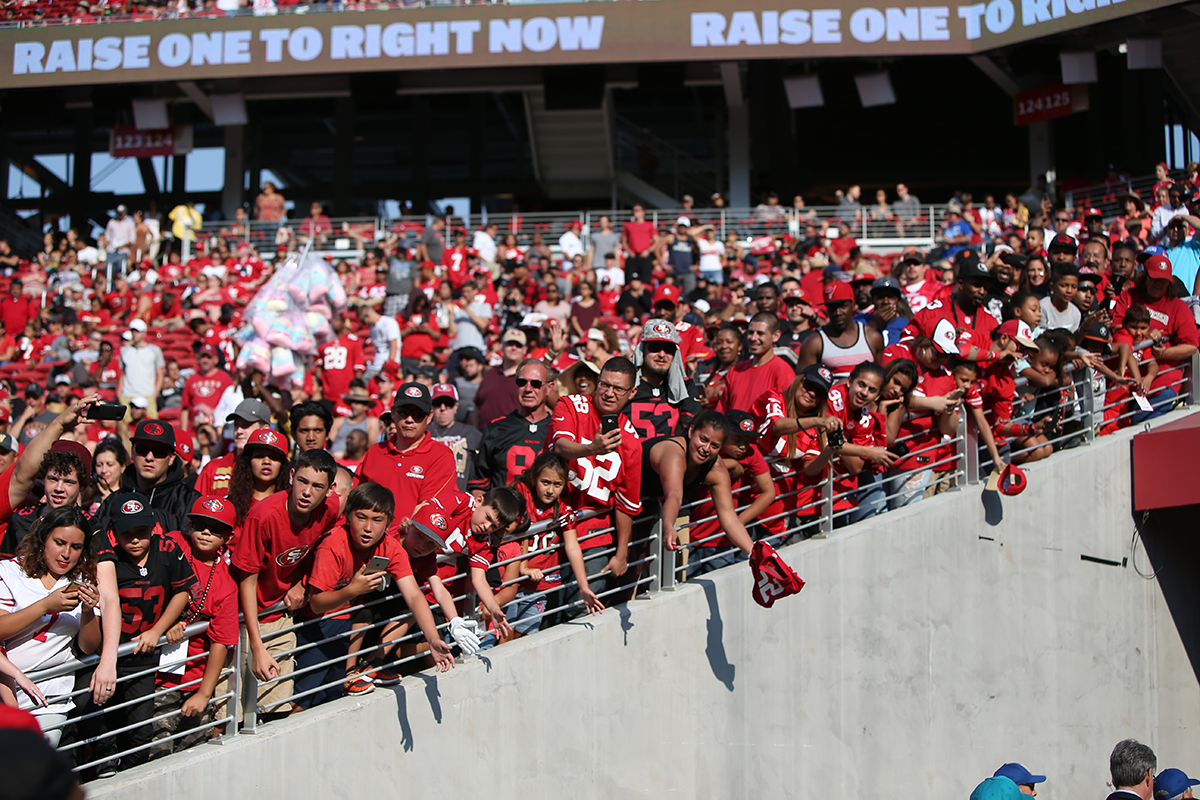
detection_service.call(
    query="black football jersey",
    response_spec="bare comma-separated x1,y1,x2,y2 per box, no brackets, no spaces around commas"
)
97,532,197,669
624,380,702,439
469,412,551,492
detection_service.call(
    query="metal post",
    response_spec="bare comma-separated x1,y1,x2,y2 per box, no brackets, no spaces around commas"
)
957,405,980,486
220,635,241,744
815,475,834,538
1081,366,1097,444
1187,351,1200,405
651,518,671,593
240,626,258,734
719,209,726,240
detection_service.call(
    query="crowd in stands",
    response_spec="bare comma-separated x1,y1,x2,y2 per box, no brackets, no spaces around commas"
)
0,163,1196,781
2,0,502,26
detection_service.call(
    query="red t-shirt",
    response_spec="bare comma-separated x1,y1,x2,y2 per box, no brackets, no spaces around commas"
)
181,369,234,420
398,313,442,361
302,526,415,619
718,356,796,414
978,362,1017,444
1111,288,1200,386
548,394,643,550
195,452,236,498
105,290,135,318
88,359,121,389
439,246,475,289
79,309,113,329
910,372,980,470
161,530,239,691
319,333,366,402
230,491,340,622
0,295,34,335
623,220,657,255
357,434,458,535
902,280,950,314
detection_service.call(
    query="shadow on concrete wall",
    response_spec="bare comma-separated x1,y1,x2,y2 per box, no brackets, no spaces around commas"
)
1137,503,1200,684
696,579,735,692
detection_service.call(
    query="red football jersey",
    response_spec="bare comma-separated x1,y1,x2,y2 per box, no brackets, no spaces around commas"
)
162,530,238,690
230,491,340,622
181,369,234,421
195,452,236,498
319,333,366,402
548,394,642,550
516,480,571,591
718,355,795,414
902,297,997,359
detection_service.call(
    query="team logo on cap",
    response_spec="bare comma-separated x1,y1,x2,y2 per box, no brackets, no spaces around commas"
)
144,422,164,436
739,418,755,433
258,431,279,445
276,546,310,567
179,443,192,455
430,513,448,531
824,284,835,299
650,320,671,335
405,386,422,398
203,498,225,513
121,500,144,514
818,367,833,383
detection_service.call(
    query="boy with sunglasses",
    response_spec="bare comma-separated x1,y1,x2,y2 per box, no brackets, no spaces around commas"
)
92,419,199,539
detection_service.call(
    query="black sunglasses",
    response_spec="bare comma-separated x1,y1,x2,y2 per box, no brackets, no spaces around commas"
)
515,378,544,389
133,442,172,459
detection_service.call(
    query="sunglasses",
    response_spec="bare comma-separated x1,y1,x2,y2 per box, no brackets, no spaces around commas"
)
348,398,371,405
133,442,172,459
432,400,456,409
515,378,544,389
645,341,676,354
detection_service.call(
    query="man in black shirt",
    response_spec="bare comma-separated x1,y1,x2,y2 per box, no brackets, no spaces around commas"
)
470,359,552,501
92,419,199,538
625,319,702,439
778,288,816,352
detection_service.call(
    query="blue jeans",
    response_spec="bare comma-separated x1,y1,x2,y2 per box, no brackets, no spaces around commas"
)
701,269,724,285
849,470,887,523
293,616,352,709
883,468,931,511
686,545,741,578
1131,386,1177,424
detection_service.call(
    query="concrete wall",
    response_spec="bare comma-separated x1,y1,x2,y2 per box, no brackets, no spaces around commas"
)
92,412,1200,800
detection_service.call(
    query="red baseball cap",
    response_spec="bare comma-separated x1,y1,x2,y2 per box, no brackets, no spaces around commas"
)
1144,253,1173,280
995,319,1038,349
176,438,193,462
652,284,681,306
431,383,459,403
412,503,451,549
198,344,218,357
245,427,288,458
781,288,808,304
999,462,1028,496
823,281,854,304
189,496,236,531
1083,207,1103,219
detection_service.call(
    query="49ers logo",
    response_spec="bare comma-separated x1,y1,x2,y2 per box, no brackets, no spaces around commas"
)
429,513,448,531
121,500,144,514
275,546,310,567
202,498,225,513
143,422,164,436
256,431,279,446
404,386,422,398
739,418,755,433
194,383,217,398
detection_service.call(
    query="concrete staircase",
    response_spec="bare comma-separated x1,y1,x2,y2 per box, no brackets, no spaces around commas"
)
522,88,613,201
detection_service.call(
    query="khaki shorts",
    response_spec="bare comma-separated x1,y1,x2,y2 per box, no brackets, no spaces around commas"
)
246,614,298,715
923,472,956,498
119,395,159,420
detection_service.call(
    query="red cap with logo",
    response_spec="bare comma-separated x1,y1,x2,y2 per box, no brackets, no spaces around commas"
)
1083,207,1103,219
412,503,450,549
999,463,1028,496
245,427,288,458
189,495,236,531
176,439,193,462
1144,253,1173,279
431,383,459,402
823,281,854,304
652,284,681,306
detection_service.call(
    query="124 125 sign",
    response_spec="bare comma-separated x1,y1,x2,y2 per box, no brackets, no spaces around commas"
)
1013,83,1090,126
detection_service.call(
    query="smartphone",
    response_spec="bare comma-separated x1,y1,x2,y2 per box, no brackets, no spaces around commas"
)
600,414,620,434
887,441,910,458
364,556,390,575
85,403,127,421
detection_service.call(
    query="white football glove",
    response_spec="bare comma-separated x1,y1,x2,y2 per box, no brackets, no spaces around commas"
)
449,617,481,655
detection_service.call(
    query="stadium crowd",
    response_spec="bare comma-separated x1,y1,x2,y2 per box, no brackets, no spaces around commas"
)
0,164,1196,780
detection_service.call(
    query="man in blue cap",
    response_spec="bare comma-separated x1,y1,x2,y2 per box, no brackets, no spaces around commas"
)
993,763,1047,796
1155,768,1200,800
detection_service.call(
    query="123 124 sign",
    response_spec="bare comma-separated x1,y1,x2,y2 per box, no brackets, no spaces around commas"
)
110,126,185,158
1013,83,1089,126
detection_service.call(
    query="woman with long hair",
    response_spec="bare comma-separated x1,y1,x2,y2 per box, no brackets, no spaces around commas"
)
569,280,602,342
692,323,743,409
227,429,290,527
0,505,101,744
86,439,128,517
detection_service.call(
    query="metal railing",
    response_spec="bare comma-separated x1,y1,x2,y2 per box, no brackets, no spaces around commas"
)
23,351,1194,780
1063,171,1162,221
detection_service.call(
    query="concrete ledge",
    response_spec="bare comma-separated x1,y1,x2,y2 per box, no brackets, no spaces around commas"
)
90,410,1200,799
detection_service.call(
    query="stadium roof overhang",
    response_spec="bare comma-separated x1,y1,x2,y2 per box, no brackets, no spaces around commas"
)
0,0,1188,90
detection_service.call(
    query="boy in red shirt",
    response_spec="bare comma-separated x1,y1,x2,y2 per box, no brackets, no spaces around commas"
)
294,483,454,709
230,449,340,717
158,496,239,751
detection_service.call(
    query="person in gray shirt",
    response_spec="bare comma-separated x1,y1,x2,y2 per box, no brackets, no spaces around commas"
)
418,217,446,264
588,215,621,269
447,281,491,352
118,319,165,416
429,383,482,491
453,348,485,426
893,182,922,236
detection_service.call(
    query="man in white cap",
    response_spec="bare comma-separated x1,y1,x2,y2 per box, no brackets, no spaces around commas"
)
117,319,164,419
625,319,702,439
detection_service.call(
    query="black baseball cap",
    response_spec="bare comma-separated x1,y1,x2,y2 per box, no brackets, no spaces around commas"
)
799,363,834,393
957,256,992,282
1047,233,1078,253
457,347,485,363
392,382,432,416
871,276,903,296
131,419,177,449
112,492,156,534
725,410,762,439
898,251,925,266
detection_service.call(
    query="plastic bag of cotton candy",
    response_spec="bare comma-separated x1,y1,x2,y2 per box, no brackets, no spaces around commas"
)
234,251,348,389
